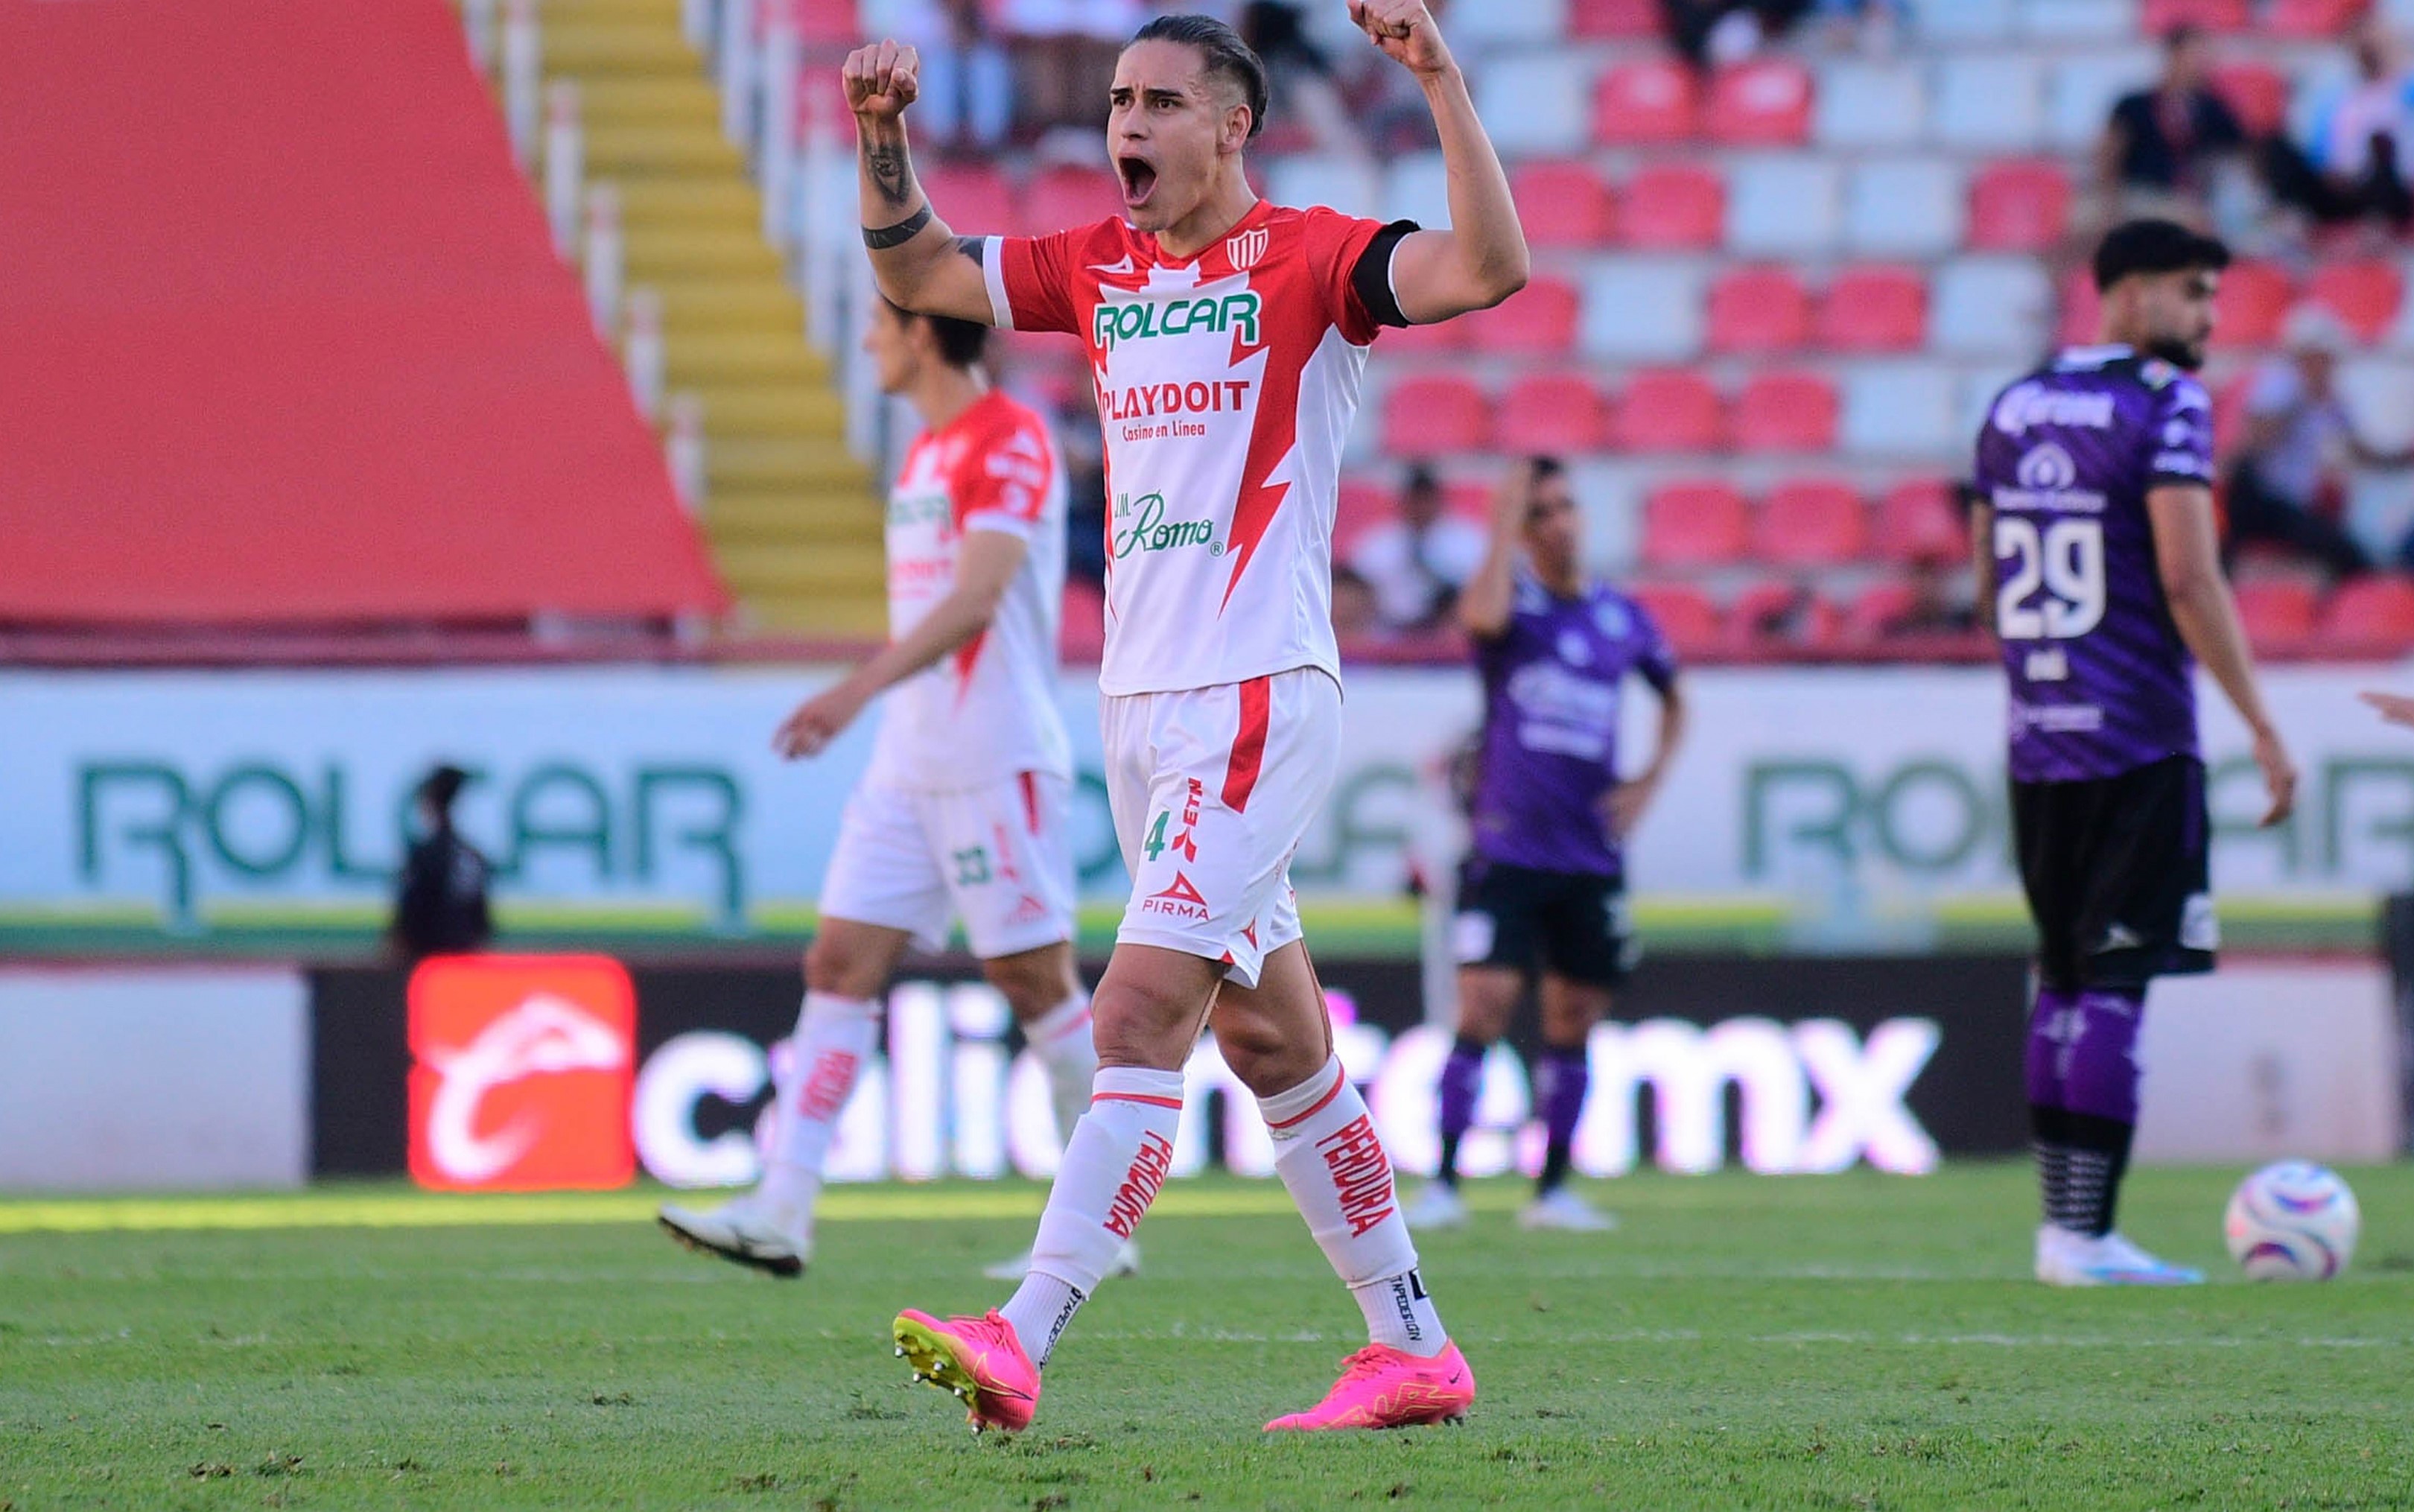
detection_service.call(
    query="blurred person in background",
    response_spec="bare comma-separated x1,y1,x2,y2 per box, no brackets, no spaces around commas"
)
2226,305,2414,579
1662,0,1814,69
868,0,1014,153
387,764,492,962
1239,0,1368,160
2096,28,2245,225
2263,16,2414,233
1408,457,1687,1236
1345,463,1488,635
1004,0,1142,136
1330,564,1382,639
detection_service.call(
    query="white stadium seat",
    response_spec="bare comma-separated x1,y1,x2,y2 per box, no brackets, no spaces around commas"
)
1932,57,2045,153
1726,156,1842,258
1844,159,1966,258
1581,259,1706,362
1569,460,1649,572
1931,256,2055,357
1383,152,1452,231
1956,364,2027,451
1472,51,1592,159
2340,360,2414,454
1841,361,1961,456
2389,0,2414,28
2018,0,2139,42
1267,153,1380,220
1446,0,1569,48
1814,61,1928,151
2047,50,2157,153
1908,0,2015,41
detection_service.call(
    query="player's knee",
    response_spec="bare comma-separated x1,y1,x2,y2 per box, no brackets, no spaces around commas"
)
804,932,883,1000
1087,978,1197,1070
1214,1011,1324,1097
988,956,1075,1023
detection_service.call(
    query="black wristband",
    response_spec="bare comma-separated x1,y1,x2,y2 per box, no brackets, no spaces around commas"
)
862,203,933,249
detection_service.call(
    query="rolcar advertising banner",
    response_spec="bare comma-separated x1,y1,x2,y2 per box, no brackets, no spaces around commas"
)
7,666,2413,950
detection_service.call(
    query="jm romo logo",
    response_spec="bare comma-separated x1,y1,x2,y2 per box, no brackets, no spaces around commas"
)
407,956,636,1191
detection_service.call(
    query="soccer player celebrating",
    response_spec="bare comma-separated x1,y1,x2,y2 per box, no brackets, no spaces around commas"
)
841,0,1528,1433
1972,219,2297,1286
658,297,1122,1284
1406,457,1687,1236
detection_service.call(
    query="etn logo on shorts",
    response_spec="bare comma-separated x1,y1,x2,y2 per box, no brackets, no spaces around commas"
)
407,955,637,1192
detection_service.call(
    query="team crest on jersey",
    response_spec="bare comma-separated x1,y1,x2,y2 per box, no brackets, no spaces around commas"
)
1226,226,1268,270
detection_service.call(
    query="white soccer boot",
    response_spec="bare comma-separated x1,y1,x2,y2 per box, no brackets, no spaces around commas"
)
1404,1181,1471,1231
2035,1224,2203,1286
1517,1187,1618,1233
658,1194,811,1278
982,1241,1141,1283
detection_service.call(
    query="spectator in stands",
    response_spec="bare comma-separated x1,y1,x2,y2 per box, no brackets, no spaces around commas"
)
2226,307,2413,579
1055,386,1108,587
1347,464,1490,635
1332,565,1382,640
885,0,1014,153
1238,0,1366,161
2097,28,2246,223
1001,0,1140,137
1662,0,1814,69
388,765,493,961
2284,15,2414,231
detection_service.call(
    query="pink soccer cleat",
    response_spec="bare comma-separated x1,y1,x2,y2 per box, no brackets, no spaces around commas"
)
1264,1342,1476,1431
892,1309,1041,1435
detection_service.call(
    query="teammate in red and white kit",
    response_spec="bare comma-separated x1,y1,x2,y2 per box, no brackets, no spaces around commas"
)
844,2,1528,1433
658,299,1128,1283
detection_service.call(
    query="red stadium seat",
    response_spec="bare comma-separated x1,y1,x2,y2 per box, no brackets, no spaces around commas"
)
1642,480,1750,568
2232,579,2320,652
2308,260,2404,344
1731,371,1838,452
1629,582,1722,654
2141,0,2249,30
1968,161,2072,252
1839,580,1922,645
1756,480,1869,565
2320,574,2414,650
1620,164,1724,248
1707,265,1811,353
1461,275,1580,354
2058,269,2102,345
1876,477,1968,565
2211,63,2290,138
1817,265,1928,352
2214,260,2295,347
1706,60,1812,146
1511,162,1616,249
1021,165,1120,235
1336,477,1396,546
1495,372,1610,454
1380,317,1467,355
1729,579,1841,651
794,0,863,45
2266,0,2369,38
1570,0,1664,37
1381,374,1490,458
1613,369,1724,451
1059,577,1107,663
1595,60,1699,144
920,162,1017,236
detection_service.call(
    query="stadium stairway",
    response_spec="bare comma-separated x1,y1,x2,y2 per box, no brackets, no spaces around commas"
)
537,0,885,636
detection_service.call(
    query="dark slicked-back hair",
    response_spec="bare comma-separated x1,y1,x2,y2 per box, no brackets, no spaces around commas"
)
880,294,988,367
1128,13,1269,140
2091,217,2230,293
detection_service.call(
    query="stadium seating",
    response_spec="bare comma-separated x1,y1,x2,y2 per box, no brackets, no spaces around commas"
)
2141,0,2249,31
1463,275,1581,353
1875,479,1969,565
2321,575,2414,650
1729,579,1843,650
1757,480,1870,566
1569,0,1663,37
1642,480,1750,568
2216,261,2296,348
1059,578,1108,662
1732,371,1840,452
1496,372,1611,454
1966,160,2071,252
1814,61,1927,150
1620,163,1725,248
1728,157,1842,257
1382,375,1490,458
1628,581,1723,652
1616,369,1724,451
1817,266,1929,352
1595,60,1699,144
1511,162,1616,248
2233,579,2321,652
1582,263,1706,360
2211,62,2290,136
1022,166,1121,234
2307,261,2404,346
1845,159,1966,258
921,162,1016,237
2267,0,2370,36
1707,266,1813,352
1706,61,1814,146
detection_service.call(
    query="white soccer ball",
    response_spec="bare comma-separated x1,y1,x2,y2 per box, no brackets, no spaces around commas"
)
2223,1161,2360,1281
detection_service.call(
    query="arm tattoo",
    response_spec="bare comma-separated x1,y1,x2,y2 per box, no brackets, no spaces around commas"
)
862,203,933,249
863,139,914,211
954,236,985,267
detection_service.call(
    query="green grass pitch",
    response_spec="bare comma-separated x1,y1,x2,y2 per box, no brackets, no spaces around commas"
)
2,1164,2410,1511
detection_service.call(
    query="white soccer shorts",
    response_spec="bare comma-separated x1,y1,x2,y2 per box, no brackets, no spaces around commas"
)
1099,667,1341,988
818,772,1078,959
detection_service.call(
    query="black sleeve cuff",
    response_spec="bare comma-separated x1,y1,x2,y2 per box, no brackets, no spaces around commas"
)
1350,219,1420,329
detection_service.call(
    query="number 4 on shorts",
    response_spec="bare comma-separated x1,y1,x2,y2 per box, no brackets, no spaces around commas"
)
1144,810,1169,862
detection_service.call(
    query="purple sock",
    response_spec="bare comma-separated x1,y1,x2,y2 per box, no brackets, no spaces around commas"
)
1532,1044,1589,1192
2058,989,2144,1125
2023,986,2080,1108
1435,1035,1484,1186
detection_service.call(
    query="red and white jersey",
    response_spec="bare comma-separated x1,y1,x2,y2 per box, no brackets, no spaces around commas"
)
982,200,1397,696
868,388,1073,791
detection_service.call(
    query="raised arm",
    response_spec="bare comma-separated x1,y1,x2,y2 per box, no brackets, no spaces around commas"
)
1458,461,1533,640
2146,483,2297,826
842,40,994,323
1348,0,1528,323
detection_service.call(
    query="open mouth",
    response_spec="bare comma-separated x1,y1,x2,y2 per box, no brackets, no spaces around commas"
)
1117,156,1157,211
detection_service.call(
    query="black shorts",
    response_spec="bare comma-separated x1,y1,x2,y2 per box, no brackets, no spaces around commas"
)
1452,859,1635,988
2012,754,2217,994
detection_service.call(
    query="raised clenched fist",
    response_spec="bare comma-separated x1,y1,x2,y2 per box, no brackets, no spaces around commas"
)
842,39,921,121
1347,0,1452,78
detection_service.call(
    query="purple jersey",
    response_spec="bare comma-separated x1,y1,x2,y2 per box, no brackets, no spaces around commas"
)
1468,574,1677,877
1973,346,2216,784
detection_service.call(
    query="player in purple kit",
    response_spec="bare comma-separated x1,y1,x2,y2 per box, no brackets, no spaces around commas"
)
1405,457,1689,1234
1972,220,2297,1287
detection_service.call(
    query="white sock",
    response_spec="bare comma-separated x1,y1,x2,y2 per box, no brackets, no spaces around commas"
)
1023,991,1099,1149
1260,1055,1447,1358
1000,1064,1184,1367
755,991,880,1227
